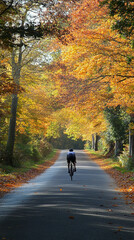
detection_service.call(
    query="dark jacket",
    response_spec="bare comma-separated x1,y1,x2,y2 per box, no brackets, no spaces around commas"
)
67,151,76,162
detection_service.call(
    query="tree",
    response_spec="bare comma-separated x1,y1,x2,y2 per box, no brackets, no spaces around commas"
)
1,0,80,165
129,113,134,161
104,106,130,155
99,0,134,38
1,0,133,163
0,0,80,48
0,0,14,16
5,43,22,164
0,1,44,48
51,0,134,156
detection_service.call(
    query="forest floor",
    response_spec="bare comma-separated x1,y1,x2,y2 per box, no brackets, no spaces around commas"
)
85,150,134,207
0,150,60,199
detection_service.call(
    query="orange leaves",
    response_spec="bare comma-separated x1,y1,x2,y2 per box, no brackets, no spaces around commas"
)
49,0,134,141
57,0,134,112
0,175,17,198
112,204,118,207
115,226,123,233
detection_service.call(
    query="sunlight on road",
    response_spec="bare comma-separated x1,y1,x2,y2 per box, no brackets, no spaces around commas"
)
0,150,134,240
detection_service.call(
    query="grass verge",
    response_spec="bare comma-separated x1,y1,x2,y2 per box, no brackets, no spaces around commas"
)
0,149,60,198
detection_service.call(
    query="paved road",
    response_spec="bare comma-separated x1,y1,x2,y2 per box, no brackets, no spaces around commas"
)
0,150,134,240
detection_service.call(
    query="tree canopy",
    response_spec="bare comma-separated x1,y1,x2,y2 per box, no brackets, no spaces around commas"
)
99,0,134,38
0,0,134,165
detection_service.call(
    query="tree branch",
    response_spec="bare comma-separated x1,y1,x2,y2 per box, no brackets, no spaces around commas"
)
0,0,14,16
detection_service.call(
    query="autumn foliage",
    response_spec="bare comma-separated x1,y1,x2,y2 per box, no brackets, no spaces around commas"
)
0,0,134,199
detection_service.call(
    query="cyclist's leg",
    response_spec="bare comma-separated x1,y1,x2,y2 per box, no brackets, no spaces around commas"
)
67,160,70,173
73,161,76,171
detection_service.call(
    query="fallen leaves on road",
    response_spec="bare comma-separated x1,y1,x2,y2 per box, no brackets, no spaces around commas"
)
112,204,118,207
114,226,123,233
86,152,134,204
0,151,60,198
69,216,74,219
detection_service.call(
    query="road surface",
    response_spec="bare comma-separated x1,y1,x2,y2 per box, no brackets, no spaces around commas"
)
0,150,134,240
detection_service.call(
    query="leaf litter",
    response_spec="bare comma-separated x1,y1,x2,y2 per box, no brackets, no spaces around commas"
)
86,152,134,205
0,151,60,198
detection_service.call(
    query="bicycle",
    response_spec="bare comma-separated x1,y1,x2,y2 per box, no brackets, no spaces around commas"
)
69,162,75,181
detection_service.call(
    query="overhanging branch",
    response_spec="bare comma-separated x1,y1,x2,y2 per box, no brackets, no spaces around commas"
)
0,0,14,16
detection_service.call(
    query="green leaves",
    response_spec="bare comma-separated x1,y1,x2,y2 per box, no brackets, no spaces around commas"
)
100,0,134,37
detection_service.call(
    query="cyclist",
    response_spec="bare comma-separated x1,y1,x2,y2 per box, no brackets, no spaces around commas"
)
67,148,76,173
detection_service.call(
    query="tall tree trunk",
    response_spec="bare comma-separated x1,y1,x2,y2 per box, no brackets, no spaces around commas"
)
94,134,99,151
92,133,99,151
5,94,18,165
114,139,123,156
129,113,134,163
92,134,95,150
5,44,22,165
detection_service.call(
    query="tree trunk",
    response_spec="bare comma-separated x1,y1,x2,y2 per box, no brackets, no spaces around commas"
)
92,134,99,151
5,94,18,165
114,139,123,156
94,134,99,151
5,45,22,165
92,134,95,150
129,113,134,163
106,141,114,157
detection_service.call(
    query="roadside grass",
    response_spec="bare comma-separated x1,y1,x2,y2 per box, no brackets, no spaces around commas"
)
85,149,134,204
0,149,60,198
0,149,57,175
86,149,134,173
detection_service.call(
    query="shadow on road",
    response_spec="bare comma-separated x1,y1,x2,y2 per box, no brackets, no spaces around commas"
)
0,150,134,240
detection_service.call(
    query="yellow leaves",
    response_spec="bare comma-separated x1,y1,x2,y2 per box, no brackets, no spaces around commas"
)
73,63,89,79
129,122,134,130
0,57,10,65
62,44,84,65
53,0,134,132
16,79,56,136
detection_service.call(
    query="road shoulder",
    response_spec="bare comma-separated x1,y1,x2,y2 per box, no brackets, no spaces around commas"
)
85,150,134,208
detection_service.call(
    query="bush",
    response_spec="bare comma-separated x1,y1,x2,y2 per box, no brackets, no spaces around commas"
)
39,139,52,157
84,141,92,150
13,143,33,167
98,138,108,153
118,149,133,170
0,144,6,164
32,147,42,162
13,137,53,167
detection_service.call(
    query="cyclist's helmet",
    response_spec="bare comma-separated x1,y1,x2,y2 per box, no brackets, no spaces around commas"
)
69,148,73,152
